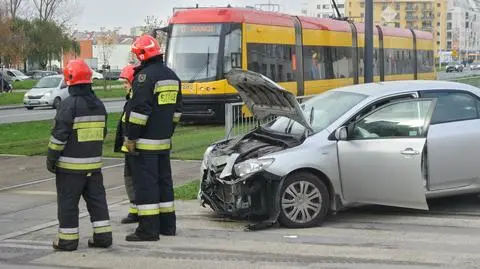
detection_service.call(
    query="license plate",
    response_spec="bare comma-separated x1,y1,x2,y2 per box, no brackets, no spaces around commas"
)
29,101,39,104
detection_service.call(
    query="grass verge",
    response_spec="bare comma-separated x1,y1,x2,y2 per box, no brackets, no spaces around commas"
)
0,113,225,160
0,88,126,106
174,180,200,200
454,76,480,87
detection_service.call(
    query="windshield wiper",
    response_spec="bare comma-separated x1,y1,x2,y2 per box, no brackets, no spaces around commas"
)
187,47,210,83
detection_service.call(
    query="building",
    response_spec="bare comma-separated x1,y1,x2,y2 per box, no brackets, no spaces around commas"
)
346,0,480,62
445,0,480,61
301,0,346,18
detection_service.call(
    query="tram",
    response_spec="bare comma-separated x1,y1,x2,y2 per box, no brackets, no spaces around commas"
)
163,7,435,122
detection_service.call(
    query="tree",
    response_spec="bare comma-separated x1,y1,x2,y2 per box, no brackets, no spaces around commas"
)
32,0,64,21
8,0,23,18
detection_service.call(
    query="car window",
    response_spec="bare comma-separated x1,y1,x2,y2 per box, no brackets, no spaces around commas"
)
421,91,478,124
352,100,432,140
7,71,14,76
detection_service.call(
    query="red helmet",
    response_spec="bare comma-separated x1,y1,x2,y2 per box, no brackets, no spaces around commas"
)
119,64,136,84
131,34,161,61
63,60,93,86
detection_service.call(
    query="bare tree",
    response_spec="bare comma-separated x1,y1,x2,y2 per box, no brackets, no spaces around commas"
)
8,0,23,18
32,0,65,21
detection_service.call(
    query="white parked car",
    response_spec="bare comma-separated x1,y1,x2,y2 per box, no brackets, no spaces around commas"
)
23,75,69,110
2,68,30,82
199,69,480,230
91,69,104,80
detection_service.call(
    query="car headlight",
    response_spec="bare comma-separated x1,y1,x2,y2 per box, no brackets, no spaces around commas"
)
233,158,274,178
201,145,215,171
24,93,28,99
44,92,51,98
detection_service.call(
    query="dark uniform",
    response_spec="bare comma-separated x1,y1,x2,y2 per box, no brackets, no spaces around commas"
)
114,87,138,222
124,54,182,241
47,83,112,251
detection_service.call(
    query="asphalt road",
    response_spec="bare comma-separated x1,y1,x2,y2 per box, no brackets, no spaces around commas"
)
0,100,124,124
3,157,480,268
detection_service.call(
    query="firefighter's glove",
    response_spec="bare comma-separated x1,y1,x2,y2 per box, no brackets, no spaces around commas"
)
46,159,56,174
123,138,138,155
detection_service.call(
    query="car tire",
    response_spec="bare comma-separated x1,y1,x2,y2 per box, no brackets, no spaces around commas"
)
278,172,330,228
26,106,34,110
52,97,61,109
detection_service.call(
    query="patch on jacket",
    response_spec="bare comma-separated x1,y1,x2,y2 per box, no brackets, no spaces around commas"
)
138,74,147,83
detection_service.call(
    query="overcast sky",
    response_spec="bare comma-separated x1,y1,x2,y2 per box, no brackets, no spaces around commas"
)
71,0,304,34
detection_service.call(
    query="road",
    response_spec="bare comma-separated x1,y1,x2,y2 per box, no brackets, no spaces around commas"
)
436,69,480,81
0,100,124,124
2,157,480,268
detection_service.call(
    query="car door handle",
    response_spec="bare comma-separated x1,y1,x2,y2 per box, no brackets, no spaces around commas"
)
400,148,420,156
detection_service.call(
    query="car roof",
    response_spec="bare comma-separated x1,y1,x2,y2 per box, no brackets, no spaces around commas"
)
330,80,480,98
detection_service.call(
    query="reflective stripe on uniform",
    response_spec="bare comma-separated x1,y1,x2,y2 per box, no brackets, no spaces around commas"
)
92,220,110,227
92,220,112,234
129,112,148,126
48,142,65,151
94,226,112,234
154,80,179,93
135,138,171,151
74,115,105,123
158,201,175,213
50,136,67,145
129,203,138,214
73,121,105,129
48,136,67,151
121,113,126,123
57,156,103,170
137,204,160,216
58,227,79,240
173,112,182,123
121,145,128,153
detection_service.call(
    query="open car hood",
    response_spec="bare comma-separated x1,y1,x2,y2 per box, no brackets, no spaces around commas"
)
226,69,313,132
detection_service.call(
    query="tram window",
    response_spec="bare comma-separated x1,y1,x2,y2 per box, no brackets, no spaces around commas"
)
247,43,296,82
224,28,242,73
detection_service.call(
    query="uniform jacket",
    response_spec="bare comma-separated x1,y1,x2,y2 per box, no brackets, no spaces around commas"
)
124,55,183,154
47,84,108,174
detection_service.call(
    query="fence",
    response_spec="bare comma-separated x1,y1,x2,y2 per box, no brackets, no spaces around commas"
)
224,95,315,139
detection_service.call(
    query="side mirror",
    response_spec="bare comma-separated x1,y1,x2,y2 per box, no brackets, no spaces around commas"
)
334,126,348,141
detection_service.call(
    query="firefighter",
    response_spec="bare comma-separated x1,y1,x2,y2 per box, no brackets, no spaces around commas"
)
123,34,182,241
47,59,112,251
114,64,139,224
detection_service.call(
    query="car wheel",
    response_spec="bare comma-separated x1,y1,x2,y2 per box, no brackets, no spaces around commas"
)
278,172,330,228
52,97,61,109
26,106,34,110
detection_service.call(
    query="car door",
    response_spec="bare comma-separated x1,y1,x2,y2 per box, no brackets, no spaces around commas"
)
420,90,480,191
337,98,436,210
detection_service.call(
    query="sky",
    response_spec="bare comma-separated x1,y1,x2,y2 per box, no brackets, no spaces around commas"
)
71,0,304,34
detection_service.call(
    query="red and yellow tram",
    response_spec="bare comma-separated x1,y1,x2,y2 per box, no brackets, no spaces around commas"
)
164,7,435,122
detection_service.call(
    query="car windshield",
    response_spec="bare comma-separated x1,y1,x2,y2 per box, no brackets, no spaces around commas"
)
34,77,61,88
263,91,367,135
11,70,25,76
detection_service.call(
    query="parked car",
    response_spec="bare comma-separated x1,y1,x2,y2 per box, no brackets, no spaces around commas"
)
198,69,480,229
446,62,463,72
103,69,121,80
470,63,480,70
91,69,104,80
2,68,30,82
23,75,69,110
26,70,58,80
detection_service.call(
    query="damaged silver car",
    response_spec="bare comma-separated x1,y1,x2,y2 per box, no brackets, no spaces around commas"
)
199,69,480,230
